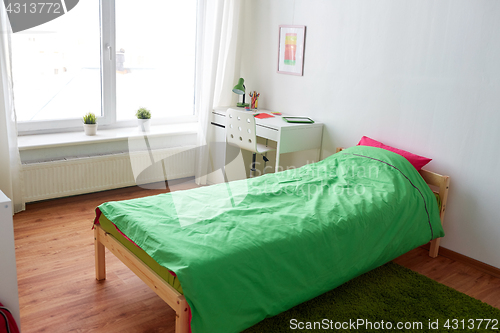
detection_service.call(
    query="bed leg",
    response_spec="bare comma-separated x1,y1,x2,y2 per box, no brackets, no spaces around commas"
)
175,297,190,333
429,238,441,258
94,227,106,280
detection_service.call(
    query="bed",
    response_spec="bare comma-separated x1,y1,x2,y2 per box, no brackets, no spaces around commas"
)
93,145,450,333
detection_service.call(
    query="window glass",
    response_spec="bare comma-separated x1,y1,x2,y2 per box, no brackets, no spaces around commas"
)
11,1,101,122
115,0,197,120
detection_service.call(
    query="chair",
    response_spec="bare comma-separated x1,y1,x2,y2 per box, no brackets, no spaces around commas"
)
226,108,275,177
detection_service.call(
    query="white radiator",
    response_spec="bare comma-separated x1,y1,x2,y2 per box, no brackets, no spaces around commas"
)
22,146,196,203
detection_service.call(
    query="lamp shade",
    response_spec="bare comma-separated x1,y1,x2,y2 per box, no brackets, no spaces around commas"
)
232,78,245,95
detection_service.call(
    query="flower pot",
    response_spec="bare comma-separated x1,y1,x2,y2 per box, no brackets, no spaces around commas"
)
138,119,151,132
83,124,98,136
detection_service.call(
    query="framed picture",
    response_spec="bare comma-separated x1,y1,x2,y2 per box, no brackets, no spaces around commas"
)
277,25,306,76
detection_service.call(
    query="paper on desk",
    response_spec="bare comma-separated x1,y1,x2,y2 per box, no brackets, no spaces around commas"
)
254,113,274,119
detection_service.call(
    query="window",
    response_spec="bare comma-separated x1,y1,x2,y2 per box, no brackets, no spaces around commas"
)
12,0,198,134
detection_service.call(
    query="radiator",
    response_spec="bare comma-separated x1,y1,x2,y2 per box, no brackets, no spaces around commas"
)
22,146,196,203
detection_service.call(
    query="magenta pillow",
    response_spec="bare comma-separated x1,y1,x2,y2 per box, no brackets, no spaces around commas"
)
357,136,431,170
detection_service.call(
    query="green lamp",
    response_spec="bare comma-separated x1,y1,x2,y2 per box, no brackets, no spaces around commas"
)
232,78,249,107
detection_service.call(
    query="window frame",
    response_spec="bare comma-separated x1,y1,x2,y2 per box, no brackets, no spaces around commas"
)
16,0,199,136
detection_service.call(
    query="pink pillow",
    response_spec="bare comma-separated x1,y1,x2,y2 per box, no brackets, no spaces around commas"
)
357,136,431,170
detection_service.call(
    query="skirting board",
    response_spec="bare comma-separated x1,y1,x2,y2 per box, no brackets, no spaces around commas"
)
422,243,500,279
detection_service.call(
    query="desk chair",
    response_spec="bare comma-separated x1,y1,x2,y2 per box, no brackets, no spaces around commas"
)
226,108,275,177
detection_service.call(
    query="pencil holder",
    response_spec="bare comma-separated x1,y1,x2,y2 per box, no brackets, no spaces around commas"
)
252,97,259,109
250,91,260,110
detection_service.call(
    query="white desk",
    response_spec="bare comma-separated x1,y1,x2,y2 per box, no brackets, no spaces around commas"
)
210,106,323,182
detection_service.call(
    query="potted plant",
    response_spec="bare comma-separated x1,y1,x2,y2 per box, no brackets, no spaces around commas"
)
83,112,97,136
136,107,151,132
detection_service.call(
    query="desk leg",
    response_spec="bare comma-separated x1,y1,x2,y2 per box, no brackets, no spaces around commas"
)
275,146,281,173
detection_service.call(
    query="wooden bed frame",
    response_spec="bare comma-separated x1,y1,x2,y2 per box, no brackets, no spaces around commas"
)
94,148,450,333
94,226,190,333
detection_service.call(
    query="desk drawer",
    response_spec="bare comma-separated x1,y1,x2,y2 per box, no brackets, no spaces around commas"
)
212,112,226,127
256,125,279,142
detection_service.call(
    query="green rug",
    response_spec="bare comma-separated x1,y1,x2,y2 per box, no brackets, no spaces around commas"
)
244,262,500,332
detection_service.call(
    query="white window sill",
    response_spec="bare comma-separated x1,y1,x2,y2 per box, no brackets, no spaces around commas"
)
18,122,199,151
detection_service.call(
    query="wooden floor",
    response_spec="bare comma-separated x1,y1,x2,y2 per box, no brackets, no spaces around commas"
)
13,182,500,332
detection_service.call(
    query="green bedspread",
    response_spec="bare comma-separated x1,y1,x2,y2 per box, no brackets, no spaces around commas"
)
97,146,444,333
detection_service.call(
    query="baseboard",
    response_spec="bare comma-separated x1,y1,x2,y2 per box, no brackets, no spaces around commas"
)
422,243,500,279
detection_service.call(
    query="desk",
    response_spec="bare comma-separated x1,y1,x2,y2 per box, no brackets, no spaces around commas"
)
209,106,323,183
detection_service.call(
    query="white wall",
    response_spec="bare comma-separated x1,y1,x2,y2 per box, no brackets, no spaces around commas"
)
240,0,500,268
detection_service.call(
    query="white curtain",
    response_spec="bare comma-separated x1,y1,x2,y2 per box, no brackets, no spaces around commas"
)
194,0,242,185
0,6,25,213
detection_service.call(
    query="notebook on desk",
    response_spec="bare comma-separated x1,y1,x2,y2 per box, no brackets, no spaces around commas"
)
282,116,315,123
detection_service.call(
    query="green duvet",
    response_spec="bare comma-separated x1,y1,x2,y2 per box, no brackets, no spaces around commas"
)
97,146,444,333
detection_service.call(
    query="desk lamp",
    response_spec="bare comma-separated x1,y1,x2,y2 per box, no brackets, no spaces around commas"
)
232,78,249,107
